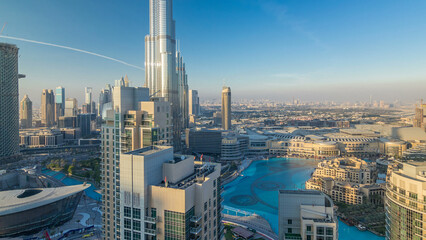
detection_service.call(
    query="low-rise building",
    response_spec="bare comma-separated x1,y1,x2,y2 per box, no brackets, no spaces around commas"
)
19,128,64,147
269,139,340,159
305,157,380,205
311,157,377,184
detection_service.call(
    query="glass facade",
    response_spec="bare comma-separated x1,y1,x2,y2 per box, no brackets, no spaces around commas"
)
386,183,424,240
0,43,20,160
164,208,194,240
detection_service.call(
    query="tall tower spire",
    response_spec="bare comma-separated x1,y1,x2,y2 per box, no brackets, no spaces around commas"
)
145,0,181,149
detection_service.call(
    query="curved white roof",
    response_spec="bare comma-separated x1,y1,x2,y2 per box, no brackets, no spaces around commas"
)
0,184,90,216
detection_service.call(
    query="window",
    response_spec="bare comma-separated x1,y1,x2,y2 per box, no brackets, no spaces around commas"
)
288,219,292,225
133,208,141,219
204,202,207,211
409,192,418,200
317,227,324,235
124,207,131,217
133,220,141,231
124,230,131,240
307,236,312,240
306,225,312,233
326,227,333,236
133,232,141,240
288,228,292,233
124,218,131,229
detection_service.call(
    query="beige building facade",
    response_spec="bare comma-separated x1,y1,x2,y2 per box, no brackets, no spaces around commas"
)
385,161,426,240
119,146,223,240
278,190,337,240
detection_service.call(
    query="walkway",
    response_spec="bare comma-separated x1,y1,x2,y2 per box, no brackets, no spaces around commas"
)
223,213,278,240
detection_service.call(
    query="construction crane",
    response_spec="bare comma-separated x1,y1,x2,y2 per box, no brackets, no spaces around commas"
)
149,90,161,98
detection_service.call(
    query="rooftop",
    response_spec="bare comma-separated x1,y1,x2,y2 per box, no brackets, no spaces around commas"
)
165,163,217,190
125,145,173,156
0,184,89,216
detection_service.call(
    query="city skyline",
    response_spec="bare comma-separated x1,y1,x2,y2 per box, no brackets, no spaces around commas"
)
1,0,426,105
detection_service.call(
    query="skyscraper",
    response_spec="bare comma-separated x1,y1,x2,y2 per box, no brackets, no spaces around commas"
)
386,162,426,240
55,86,65,122
64,98,78,117
41,89,55,127
98,84,112,117
177,50,189,128
189,89,200,116
0,43,20,162
414,99,426,132
145,0,182,147
20,95,32,129
101,78,151,239
221,86,231,130
85,87,92,104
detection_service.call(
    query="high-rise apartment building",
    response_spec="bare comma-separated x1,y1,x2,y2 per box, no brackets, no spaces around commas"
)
278,190,338,240
385,161,426,240
20,95,32,129
55,86,65,122
119,146,223,240
41,89,55,127
0,43,20,162
101,78,155,239
414,100,426,131
64,98,78,117
189,90,200,116
221,86,231,130
121,99,172,153
145,0,187,147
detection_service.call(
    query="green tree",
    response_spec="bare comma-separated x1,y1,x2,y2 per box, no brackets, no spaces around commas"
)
68,165,74,175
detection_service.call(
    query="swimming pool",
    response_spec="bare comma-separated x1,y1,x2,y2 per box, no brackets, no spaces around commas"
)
222,157,385,240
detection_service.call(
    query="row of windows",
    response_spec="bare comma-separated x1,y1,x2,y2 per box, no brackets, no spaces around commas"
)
124,206,141,219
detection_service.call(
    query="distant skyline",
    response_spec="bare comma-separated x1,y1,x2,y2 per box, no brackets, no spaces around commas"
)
1,0,426,106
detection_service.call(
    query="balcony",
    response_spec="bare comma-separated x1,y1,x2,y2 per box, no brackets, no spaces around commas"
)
144,228,156,236
144,216,157,224
219,225,225,234
190,226,202,235
190,215,202,224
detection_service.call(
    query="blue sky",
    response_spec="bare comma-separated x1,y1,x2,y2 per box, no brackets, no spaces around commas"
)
1,0,426,106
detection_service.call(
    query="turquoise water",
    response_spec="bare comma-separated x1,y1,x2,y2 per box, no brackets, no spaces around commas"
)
42,169,101,201
222,158,385,240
